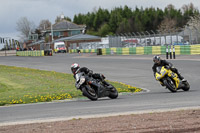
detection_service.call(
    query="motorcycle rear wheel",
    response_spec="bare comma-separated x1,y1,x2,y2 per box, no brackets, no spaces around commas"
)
163,78,177,93
82,86,98,101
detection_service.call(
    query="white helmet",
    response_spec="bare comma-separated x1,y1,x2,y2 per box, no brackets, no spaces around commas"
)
153,55,161,64
71,63,80,74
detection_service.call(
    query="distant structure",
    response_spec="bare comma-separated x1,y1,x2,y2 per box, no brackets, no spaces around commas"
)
26,14,100,52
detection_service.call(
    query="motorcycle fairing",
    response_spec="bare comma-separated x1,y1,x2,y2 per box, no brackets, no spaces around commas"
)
156,66,180,89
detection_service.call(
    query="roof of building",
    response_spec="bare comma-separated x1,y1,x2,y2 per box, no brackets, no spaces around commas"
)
46,20,85,31
27,34,101,47
28,40,45,46
53,34,101,42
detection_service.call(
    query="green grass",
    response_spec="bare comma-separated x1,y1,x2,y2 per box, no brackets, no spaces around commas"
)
0,65,142,106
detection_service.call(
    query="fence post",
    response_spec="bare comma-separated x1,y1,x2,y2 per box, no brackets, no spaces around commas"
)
166,44,168,59
141,32,147,46
137,32,142,45
4,45,7,56
170,44,172,59
173,45,176,59
151,30,156,45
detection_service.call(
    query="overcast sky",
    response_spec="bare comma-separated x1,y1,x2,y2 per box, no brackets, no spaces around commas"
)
0,0,200,40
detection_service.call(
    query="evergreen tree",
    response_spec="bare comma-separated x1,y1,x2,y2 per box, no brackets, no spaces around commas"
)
98,23,112,36
71,3,199,37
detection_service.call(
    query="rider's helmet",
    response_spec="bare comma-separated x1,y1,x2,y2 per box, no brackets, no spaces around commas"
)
71,63,80,74
153,55,161,64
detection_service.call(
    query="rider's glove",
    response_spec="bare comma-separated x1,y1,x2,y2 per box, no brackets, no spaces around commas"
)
101,74,105,79
165,65,171,69
88,70,93,77
75,83,79,89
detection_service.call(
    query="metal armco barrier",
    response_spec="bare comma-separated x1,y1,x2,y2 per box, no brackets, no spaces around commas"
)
0,50,16,56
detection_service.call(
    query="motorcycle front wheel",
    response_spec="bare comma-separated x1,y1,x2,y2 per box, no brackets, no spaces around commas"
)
108,85,118,99
163,78,177,93
182,81,190,91
82,85,98,101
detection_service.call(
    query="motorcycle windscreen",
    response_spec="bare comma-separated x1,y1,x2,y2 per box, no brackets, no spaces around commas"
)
156,66,167,80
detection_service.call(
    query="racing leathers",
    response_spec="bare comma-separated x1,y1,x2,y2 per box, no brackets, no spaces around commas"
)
152,59,184,80
73,67,109,85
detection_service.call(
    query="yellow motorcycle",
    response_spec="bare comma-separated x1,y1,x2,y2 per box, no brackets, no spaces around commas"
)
155,66,190,92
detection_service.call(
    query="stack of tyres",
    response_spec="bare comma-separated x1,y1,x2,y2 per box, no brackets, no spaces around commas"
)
97,49,102,55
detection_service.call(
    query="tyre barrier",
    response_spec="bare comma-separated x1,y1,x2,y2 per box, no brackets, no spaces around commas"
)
97,49,102,55
69,44,200,56
16,50,45,56
44,50,53,56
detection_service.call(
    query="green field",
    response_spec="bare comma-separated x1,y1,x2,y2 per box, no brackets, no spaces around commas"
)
0,65,142,106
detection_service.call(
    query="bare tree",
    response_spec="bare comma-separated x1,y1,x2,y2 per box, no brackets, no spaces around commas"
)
186,14,200,43
158,17,177,33
55,15,71,23
38,19,51,31
166,4,175,11
16,17,35,38
181,3,198,13
187,15,200,30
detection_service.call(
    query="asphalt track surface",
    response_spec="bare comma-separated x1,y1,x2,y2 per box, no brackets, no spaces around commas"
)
0,54,200,125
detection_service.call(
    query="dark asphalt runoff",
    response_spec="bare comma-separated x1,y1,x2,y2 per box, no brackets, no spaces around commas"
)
0,53,200,125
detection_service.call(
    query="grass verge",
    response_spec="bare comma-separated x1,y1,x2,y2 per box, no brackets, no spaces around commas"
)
0,65,142,106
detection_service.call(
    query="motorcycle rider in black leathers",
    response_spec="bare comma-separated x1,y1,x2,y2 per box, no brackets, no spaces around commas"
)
152,55,186,81
71,63,110,86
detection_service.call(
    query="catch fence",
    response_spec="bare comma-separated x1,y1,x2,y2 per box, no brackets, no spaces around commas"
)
69,28,200,56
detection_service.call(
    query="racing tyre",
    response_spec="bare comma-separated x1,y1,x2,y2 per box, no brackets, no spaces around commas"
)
108,85,118,99
82,86,98,101
163,78,177,93
182,81,190,91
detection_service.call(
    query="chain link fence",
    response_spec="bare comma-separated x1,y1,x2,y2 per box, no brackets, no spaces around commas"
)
1,28,199,51
70,28,200,50
107,28,200,48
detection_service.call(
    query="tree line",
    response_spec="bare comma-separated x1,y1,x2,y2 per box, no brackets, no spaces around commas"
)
16,3,199,39
73,3,199,36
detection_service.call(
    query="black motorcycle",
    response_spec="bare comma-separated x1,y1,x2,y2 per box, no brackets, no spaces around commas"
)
75,72,118,101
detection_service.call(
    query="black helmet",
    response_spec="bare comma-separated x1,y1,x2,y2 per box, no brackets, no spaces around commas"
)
71,63,80,74
153,55,161,64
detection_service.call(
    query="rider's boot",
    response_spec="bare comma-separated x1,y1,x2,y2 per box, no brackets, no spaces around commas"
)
102,80,113,89
177,72,186,82
102,80,109,86
160,82,164,86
